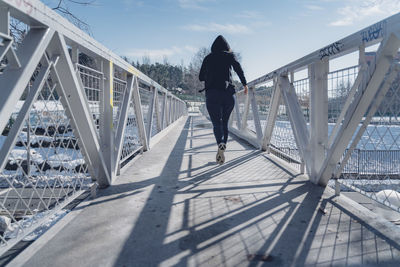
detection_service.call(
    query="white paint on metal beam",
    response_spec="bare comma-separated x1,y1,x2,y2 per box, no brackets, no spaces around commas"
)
250,87,263,142
241,93,250,130
248,13,400,87
327,65,365,148
114,75,134,175
279,76,311,174
309,59,328,182
0,7,9,35
317,33,400,186
261,77,281,151
101,59,115,182
0,28,54,136
335,63,400,178
0,56,52,170
49,33,111,186
132,77,149,151
146,87,157,147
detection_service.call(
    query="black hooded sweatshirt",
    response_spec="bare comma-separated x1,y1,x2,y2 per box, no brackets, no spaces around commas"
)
199,35,247,93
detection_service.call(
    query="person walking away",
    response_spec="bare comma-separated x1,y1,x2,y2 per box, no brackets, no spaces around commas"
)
199,35,248,164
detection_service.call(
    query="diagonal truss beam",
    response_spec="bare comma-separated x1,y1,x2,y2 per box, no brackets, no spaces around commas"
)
279,75,311,174
261,78,280,151
249,87,263,141
335,63,400,178
114,75,134,174
0,34,12,61
327,64,366,148
0,55,54,170
48,32,111,187
0,28,55,135
132,78,149,151
146,87,157,147
317,33,400,186
0,33,21,69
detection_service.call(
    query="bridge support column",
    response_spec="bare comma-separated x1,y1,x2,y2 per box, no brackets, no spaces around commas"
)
100,59,116,183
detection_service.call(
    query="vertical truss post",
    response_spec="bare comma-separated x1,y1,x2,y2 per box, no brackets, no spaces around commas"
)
70,44,79,69
173,98,177,121
234,94,241,129
146,86,156,147
171,98,174,122
0,7,9,35
48,33,110,186
261,77,281,151
161,92,167,128
241,92,250,130
159,92,165,130
154,90,162,132
132,77,148,151
359,44,366,68
114,75,134,175
0,7,11,63
317,34,400,186
309,59,329,182
168,95,173,124
100,59,115,182
250,87,263,142
0,28,54,135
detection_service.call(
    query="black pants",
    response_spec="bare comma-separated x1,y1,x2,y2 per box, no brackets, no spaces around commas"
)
206,90,235,145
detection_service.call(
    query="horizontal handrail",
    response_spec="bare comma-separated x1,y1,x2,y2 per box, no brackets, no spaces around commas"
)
248,13,400,87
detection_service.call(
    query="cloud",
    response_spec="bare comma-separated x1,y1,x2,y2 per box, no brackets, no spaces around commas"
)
183,23,252,34
236,10,263,19
125,46,197,60
305,4,324,10
330,0,400,26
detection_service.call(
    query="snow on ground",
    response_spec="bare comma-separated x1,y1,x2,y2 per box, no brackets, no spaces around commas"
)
4,209,69,241
8,148,44,165
328,179,400,193
0,172,91,188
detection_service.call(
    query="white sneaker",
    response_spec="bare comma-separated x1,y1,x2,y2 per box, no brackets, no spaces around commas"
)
216,143,226,165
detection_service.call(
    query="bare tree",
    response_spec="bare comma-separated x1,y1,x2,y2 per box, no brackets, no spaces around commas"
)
9,0,95,47
47,0,96,35
184,47,209,97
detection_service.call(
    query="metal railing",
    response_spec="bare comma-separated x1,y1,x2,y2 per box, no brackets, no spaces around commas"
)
216,12,400,213
0,0,187,254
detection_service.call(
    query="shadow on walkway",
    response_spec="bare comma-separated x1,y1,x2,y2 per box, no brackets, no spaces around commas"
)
110,116,400,266
22,116,400,267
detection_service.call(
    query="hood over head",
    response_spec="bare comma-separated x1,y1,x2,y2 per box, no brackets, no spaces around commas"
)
211,35,230,53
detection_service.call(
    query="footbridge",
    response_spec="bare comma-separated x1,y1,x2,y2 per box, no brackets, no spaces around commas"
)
1,0,400,266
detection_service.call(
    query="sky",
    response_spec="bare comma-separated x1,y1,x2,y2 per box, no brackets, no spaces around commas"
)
45,0,400,82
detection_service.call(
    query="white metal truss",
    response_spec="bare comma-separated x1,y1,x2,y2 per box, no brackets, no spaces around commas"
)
0,0,186,255
213,12,400,213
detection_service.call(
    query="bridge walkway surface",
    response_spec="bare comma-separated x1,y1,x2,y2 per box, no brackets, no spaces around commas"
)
9,115,400,266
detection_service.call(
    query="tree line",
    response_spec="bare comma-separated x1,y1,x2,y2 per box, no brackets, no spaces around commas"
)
122,48,209,102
